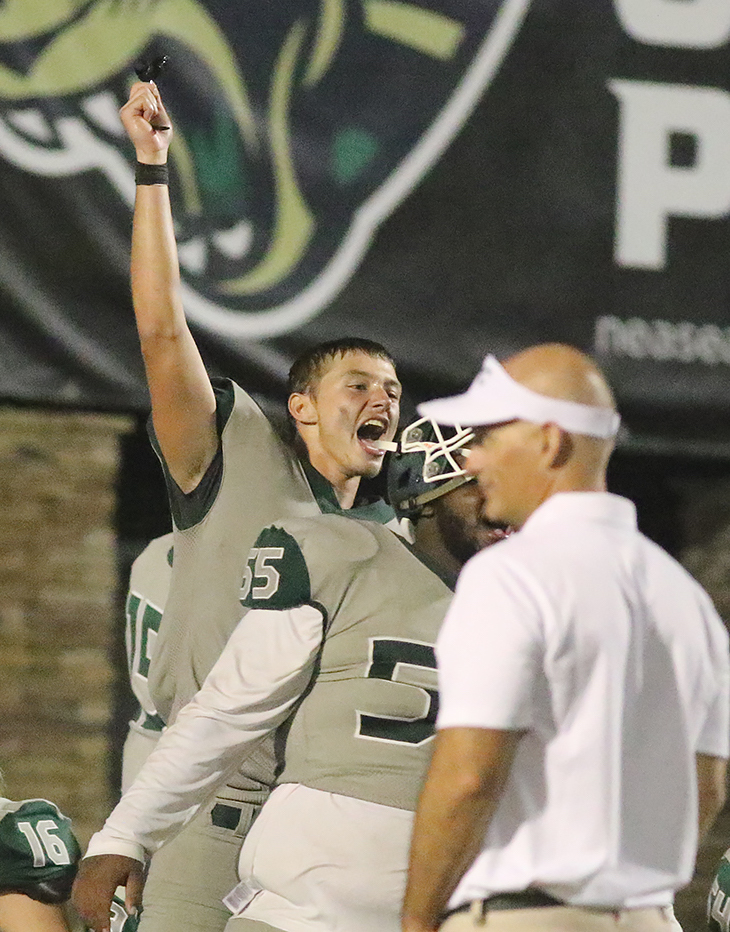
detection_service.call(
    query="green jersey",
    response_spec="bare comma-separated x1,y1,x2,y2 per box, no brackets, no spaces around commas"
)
709,849,730,931
0,798,81,903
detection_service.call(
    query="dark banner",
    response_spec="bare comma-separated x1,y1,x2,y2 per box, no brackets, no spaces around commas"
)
1,1,729,451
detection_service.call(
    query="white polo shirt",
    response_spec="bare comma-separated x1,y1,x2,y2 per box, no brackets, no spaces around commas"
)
437,492,730,910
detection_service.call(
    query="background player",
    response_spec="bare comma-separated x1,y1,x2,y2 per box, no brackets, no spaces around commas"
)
708,849,730,931
113,80,404,931
121,533,173,792
72,419,507,932
0,792,81,932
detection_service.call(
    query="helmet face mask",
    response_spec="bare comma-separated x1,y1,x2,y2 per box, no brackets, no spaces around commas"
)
400,417,474,484
388,417,475,518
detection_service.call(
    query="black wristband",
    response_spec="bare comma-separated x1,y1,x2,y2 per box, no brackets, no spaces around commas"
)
135,161,169,185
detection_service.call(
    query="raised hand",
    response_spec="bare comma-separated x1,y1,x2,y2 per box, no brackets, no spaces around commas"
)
119,81,172,165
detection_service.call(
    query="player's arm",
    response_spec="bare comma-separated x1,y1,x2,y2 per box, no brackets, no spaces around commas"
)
0,894,72,932
697,752,727,841
74,527,322,930
402,727,522,932
119,82,217,493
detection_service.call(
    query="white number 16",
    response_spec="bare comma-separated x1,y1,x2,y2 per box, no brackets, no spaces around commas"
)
17,820,70,867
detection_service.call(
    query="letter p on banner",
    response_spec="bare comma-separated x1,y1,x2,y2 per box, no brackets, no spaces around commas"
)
610,80,730,269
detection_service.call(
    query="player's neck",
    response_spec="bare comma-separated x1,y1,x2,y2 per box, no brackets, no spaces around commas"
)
331,476,359,509
294,432,361,509
309,454,361,509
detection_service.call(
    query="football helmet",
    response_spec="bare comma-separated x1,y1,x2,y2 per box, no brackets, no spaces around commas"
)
387,417,474,518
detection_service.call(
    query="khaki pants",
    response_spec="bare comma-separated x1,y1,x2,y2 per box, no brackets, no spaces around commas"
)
441,902,677,932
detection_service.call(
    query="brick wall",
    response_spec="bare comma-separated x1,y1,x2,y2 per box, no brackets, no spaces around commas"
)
0,406,131,853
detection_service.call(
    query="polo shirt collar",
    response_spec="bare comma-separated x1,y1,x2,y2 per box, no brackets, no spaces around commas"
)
522,492,637,534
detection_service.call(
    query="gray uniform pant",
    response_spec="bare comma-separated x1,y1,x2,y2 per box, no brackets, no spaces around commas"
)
225,920,283,932
138,793,264,932
123,727,272,932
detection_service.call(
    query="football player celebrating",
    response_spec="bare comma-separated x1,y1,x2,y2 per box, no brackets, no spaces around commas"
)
73,420,507,932
110,80,404,932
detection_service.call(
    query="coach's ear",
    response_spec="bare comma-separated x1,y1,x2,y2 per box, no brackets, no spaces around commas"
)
288,392,318,426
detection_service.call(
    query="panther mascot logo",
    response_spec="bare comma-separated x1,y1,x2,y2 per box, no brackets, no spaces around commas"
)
0,0,530,337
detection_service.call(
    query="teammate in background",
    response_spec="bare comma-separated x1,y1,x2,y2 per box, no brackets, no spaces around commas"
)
0,793,81,932
96,535,175,932
708,849,730,931
110,80,403,932
121,533,174,792
73,420,508,932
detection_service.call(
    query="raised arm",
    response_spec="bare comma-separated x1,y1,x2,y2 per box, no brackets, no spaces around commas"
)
119,82,217,493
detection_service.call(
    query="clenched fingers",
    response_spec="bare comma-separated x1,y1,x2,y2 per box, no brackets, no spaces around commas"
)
72,854,144,932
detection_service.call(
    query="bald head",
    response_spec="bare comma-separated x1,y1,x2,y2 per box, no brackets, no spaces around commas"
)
498,343,617,489
503,343,616,411
417,343,618,527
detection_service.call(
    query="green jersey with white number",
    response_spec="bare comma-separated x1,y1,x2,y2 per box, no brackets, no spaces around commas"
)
0,798,81,899
241,514,453,811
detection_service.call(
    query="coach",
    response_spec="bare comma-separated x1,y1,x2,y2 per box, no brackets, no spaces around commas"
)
402,344,730,932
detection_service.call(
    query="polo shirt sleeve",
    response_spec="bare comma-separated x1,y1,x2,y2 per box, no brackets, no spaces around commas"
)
436,550,544,731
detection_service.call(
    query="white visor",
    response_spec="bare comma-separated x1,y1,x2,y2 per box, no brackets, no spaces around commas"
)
418,355,620,439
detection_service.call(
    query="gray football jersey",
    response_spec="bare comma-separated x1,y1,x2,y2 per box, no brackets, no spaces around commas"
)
149,383,317,727
240,514,453,811
149,381,399,795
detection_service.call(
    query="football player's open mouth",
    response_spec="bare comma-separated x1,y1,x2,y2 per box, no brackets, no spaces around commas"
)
357,419,388,456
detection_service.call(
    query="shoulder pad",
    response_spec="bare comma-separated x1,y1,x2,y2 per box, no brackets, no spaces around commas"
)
240,525,311,610
0,799,81,895
284,514,381,565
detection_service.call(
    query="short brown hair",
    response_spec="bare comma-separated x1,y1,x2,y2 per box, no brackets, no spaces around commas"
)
287,338,396,396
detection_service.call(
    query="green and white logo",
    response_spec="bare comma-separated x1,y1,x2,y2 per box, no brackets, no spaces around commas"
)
0,0,530,337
